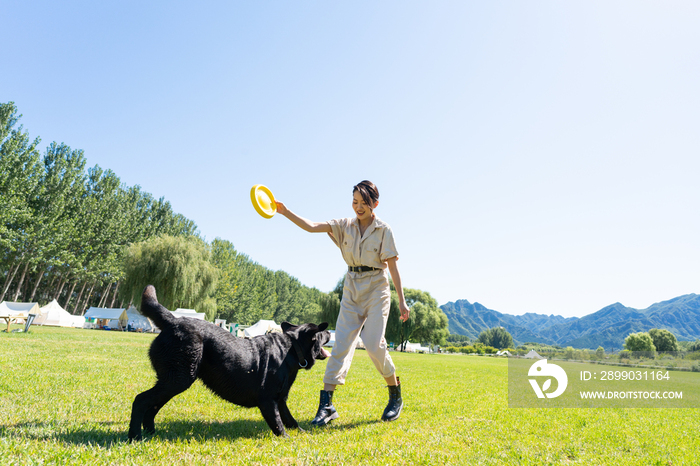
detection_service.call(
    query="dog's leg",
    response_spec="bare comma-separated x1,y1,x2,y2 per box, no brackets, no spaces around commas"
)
277,398,299,430
141,405,161,436
128,381,193,440
258,400,287,437
129,387,154,441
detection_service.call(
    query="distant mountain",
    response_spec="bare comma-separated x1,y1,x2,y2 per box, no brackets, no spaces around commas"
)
440,294,700,350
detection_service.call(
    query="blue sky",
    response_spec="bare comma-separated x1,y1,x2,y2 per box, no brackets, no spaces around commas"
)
3,1,699,317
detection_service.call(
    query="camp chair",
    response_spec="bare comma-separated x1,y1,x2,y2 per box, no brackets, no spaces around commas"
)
10,314,36,333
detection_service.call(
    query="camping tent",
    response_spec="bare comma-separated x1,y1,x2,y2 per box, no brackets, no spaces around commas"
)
84,306,155,331
120,305,153,332
523,350,544,359
84,307,127,329
244,320,282,337
404,342,430,353
35,300,85,327
172,308,206,320
0,301,40,317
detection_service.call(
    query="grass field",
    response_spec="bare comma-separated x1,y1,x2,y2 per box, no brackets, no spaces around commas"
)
1,326,699,465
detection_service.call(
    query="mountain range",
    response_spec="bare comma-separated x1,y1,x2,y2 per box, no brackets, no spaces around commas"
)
440,294,700,350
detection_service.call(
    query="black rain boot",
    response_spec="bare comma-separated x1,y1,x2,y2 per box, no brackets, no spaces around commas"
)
311,390,339,426
381,378,403,422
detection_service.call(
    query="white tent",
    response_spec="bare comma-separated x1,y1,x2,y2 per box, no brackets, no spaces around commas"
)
120,305,153,332
172,308,206,320
244,320,282,337
0,301,40,317
404,342,430,353
35,300,85,327
523,350,544,360
496,350,513,357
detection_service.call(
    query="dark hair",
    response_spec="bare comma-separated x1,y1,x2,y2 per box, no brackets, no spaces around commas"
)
353,180,379,209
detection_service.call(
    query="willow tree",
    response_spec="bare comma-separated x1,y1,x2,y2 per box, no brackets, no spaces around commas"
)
386,286,449,349
121,235,218,319
319,278,343,329
477,327,514,350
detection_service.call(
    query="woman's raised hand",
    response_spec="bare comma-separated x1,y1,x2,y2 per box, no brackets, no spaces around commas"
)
274,200,288,216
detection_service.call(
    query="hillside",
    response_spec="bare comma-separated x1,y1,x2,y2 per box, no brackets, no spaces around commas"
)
441,294,700,350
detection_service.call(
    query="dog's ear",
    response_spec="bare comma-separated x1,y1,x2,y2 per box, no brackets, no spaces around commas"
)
318,322,329,332
281,322,297,333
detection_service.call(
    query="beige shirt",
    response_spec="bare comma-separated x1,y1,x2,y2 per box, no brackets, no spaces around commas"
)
327,216,399,269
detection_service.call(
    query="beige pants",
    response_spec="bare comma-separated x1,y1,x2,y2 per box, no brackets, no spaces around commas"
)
323,269,396,386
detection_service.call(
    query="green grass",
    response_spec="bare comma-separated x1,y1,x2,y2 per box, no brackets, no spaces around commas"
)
1,326,699,465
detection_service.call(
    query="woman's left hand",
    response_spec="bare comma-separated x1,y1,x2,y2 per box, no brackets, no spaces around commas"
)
399,302,410,322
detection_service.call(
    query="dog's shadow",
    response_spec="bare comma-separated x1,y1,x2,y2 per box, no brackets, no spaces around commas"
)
4,418,381,447
4,419,275,447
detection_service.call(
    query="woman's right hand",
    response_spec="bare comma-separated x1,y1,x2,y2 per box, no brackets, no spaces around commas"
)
274,200,288,216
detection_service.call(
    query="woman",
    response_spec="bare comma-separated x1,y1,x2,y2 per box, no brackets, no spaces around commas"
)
275,180,410,425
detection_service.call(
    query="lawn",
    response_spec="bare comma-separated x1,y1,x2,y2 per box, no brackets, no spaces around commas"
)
1,326,698,465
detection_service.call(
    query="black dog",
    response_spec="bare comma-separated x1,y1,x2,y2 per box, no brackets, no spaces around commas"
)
128,285,331,439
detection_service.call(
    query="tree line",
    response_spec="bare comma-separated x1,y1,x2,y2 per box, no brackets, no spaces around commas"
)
443,326,700,359
1,102,196,314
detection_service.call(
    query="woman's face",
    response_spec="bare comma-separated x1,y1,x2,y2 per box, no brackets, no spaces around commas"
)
352,190,377,223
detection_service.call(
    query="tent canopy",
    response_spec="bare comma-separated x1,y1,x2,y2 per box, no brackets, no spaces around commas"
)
84,307,125,320
0,301,40,316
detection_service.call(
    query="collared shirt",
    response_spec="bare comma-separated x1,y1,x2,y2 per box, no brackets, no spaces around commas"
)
326,216,399,269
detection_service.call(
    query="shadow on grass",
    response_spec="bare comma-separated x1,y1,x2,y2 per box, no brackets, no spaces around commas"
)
318,419,382,431
2,417,380,446
1,419,272,446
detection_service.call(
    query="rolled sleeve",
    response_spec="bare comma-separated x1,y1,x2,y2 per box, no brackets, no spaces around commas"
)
380,225,399,262
327,218,347,249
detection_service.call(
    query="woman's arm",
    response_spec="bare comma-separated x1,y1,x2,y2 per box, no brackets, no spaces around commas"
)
275,201,332,233
387,257,410,322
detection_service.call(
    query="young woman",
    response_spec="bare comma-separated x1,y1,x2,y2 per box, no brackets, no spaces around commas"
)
275,180,410,424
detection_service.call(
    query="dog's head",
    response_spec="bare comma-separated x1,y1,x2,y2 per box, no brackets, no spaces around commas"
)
280,322,332,370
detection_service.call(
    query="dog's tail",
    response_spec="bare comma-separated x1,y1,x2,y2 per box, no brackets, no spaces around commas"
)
140,285,176,330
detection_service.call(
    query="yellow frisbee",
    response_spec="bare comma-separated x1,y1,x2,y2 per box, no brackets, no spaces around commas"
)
250,184,277,219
